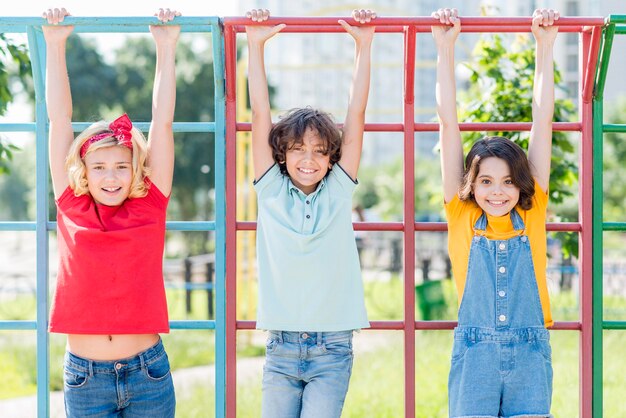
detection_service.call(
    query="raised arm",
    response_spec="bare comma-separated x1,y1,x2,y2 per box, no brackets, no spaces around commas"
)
528,8,559,192
42,8,74,198
245,9,285,180
337,9,376,180
147,8,180,196
432,8,463,204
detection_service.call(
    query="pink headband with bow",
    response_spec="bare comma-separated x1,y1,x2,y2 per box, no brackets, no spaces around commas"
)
80,113,134,158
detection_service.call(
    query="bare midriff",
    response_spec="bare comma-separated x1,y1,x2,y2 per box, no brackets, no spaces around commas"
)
67,334,160,360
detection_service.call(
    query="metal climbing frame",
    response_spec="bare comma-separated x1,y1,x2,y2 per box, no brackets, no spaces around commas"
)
0,17,227,418
592,14,626,418
223,16,605,418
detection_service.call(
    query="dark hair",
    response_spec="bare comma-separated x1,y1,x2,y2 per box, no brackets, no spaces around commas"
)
269,107,342,176
459,136,535,210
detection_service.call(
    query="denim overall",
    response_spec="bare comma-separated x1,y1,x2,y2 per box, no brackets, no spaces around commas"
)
448,210,553,418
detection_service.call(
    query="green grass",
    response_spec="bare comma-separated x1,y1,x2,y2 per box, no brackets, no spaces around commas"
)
1,283,626,416
174,330,626,417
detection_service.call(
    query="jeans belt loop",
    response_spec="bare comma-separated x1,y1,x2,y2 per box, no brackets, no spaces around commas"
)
316,332,323,346
139,352,146,369
88,360,94,377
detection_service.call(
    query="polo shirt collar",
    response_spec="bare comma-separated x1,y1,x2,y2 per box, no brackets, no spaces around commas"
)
288,176,327,197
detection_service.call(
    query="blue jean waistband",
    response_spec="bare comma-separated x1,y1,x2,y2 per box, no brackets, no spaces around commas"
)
454,326,549,343
65,338,166,375
268,330,353,345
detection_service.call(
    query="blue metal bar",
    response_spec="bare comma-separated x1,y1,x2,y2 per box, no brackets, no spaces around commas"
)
0,122,217,133
0,221,217,232
0,321,37,330
27,26,50,418
169,320,216,330
0,16,219,33
0,222,37,231
211,21,227,418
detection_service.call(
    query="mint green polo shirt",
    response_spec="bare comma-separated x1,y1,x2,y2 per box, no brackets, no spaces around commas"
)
254,164,370,331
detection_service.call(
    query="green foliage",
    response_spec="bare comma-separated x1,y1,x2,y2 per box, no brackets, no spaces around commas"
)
602,97,626,222
0,35,31,176
459,33,578,256
356,156,442,222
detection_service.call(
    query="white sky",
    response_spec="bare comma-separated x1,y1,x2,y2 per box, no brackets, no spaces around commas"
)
8,0,239,16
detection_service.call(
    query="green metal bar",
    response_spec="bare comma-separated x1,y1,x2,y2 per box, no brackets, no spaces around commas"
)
595,22,616,101
592,97,604,418
603,321,626,330
602,124,626,133
607,15,626,24
603,222,626,231
616,27,626,34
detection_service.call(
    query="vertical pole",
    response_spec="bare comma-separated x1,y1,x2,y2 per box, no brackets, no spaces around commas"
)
223,24,238,418
592,21,615,418
27,27,50,418
579,30,594,418
403,25,417,418
212,21,227,418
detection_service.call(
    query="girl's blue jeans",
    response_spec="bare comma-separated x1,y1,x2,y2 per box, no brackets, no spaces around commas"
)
261,330,354,418
63,338,175,417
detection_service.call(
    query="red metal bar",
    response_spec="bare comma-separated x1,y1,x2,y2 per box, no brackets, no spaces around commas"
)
403,25,417,418
236,122,582,132
231,25,591,34
223,24,238,418
582,27,602,103
223,16,604,27
238,320,582,331
237,221,580,232
579,30,594,418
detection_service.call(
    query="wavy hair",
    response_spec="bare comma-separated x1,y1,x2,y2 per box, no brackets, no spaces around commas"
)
65,121,150,198
459,136,535,210
269,107,342,176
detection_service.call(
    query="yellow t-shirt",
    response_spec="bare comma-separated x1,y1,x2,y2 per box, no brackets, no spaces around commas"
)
444,180,553,328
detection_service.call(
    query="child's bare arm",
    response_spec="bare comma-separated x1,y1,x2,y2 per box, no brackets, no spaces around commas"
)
432,8,464,204
42,7,74,198
147,8,181,196
528,8,559,192
246,9,285,180
337,9,376,180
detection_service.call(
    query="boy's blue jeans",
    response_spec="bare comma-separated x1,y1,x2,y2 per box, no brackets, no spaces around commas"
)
261,330,354,418
63,338,175,417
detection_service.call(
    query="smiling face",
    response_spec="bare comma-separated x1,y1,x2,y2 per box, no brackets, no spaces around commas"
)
284,128,332,195
472,157,521,217
83,146,133,206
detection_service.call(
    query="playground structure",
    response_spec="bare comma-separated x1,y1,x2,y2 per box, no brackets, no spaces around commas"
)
0,13,624,418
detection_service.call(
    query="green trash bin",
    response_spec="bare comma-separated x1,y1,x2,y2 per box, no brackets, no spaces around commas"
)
415,280,447,320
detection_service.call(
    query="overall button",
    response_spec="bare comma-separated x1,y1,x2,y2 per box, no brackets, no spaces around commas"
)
301,333,309,339
115,363,123,370
499,314,507,322
521,236,527,242
499,266,506,274
498,290,506,297
499,243,506,250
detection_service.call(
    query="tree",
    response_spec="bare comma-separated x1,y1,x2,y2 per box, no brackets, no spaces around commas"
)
603,96,626,221
113,36,217,254
0,34,31,174
458,33,578,257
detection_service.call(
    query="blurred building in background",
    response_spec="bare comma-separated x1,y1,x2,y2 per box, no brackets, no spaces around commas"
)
238,0,626,167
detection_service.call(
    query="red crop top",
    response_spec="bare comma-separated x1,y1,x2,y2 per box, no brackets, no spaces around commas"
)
49,180,170,334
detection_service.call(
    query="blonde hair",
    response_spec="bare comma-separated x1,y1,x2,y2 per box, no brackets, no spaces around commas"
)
65,121,151,198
